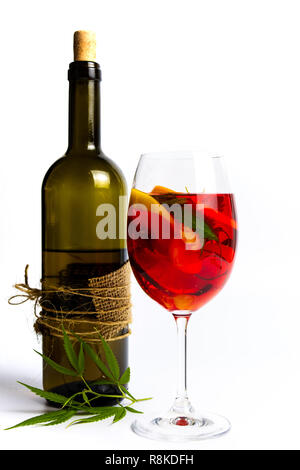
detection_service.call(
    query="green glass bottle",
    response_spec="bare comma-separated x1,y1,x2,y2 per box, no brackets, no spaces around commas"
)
41,31,128,406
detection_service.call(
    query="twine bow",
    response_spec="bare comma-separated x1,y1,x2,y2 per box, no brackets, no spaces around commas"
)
8,265,43,305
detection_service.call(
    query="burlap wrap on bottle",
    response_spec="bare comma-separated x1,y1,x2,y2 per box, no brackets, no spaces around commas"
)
9,263,131,342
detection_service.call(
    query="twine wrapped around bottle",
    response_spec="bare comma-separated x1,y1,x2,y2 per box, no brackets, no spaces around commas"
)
8,263,132,342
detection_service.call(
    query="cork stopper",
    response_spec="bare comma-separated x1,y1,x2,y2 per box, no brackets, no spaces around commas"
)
73,30,96,62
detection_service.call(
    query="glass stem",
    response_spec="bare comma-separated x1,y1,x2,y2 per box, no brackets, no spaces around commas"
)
171,313,193,417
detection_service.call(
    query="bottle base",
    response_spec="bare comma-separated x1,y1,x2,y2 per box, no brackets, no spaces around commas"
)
45,381,123,408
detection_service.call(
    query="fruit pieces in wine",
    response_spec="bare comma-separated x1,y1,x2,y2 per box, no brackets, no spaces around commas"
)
127,188,237,311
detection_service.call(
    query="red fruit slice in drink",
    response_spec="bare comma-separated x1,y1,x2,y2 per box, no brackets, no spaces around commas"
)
169,239,203,274
130,244,205,294
203,207,237,230
203,239,235,264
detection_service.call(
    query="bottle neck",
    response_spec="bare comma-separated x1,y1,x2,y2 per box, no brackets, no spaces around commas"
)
67,62,101,155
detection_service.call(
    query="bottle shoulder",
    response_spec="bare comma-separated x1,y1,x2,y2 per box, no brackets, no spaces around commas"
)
99,151,127,190
42,152,127,194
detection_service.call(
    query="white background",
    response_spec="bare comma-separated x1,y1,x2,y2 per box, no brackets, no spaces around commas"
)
0,0,299,450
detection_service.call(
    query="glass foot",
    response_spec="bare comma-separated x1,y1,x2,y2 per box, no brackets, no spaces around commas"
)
131,410,231,442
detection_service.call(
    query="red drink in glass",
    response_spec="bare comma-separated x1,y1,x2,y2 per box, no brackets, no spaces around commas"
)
128,190,237,312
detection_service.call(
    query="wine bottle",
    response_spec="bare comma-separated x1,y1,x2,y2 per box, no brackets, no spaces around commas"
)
41,31,129,406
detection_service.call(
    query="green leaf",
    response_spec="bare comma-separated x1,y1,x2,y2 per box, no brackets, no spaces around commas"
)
5,410,67,430
119,384,136,401
90,379,115,386
77,343,85,376
17,382,69,405
97,333,120,380
43,410,77,426
83,406,118,414
61,391,83,409
83,343,114,381
125,406,143,414
70,410,116,426
62,326,79,372
119,367,130,384
181,208,218,241
34,350,78,377
154,194,218,241
82,391,90,406
113,407,126,423
201,220,218,241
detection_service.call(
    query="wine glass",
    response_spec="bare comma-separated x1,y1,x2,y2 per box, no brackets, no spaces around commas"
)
127,151,237,441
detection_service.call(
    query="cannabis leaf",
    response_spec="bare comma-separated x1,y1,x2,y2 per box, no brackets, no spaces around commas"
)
119,367,130,385
17,382,72,405
5,410,69,430
125,406,143,414
82,342,114,381
69,409,117,426
34,350,78,377
77,343,85,376
62,325,79,372
6,329,150,430
113,407,126,423
97,332,120,380
43,410,77,426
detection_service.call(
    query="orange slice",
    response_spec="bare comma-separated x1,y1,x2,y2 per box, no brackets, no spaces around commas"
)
150,185,178,195
130,188,166,211
129,188,199,246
